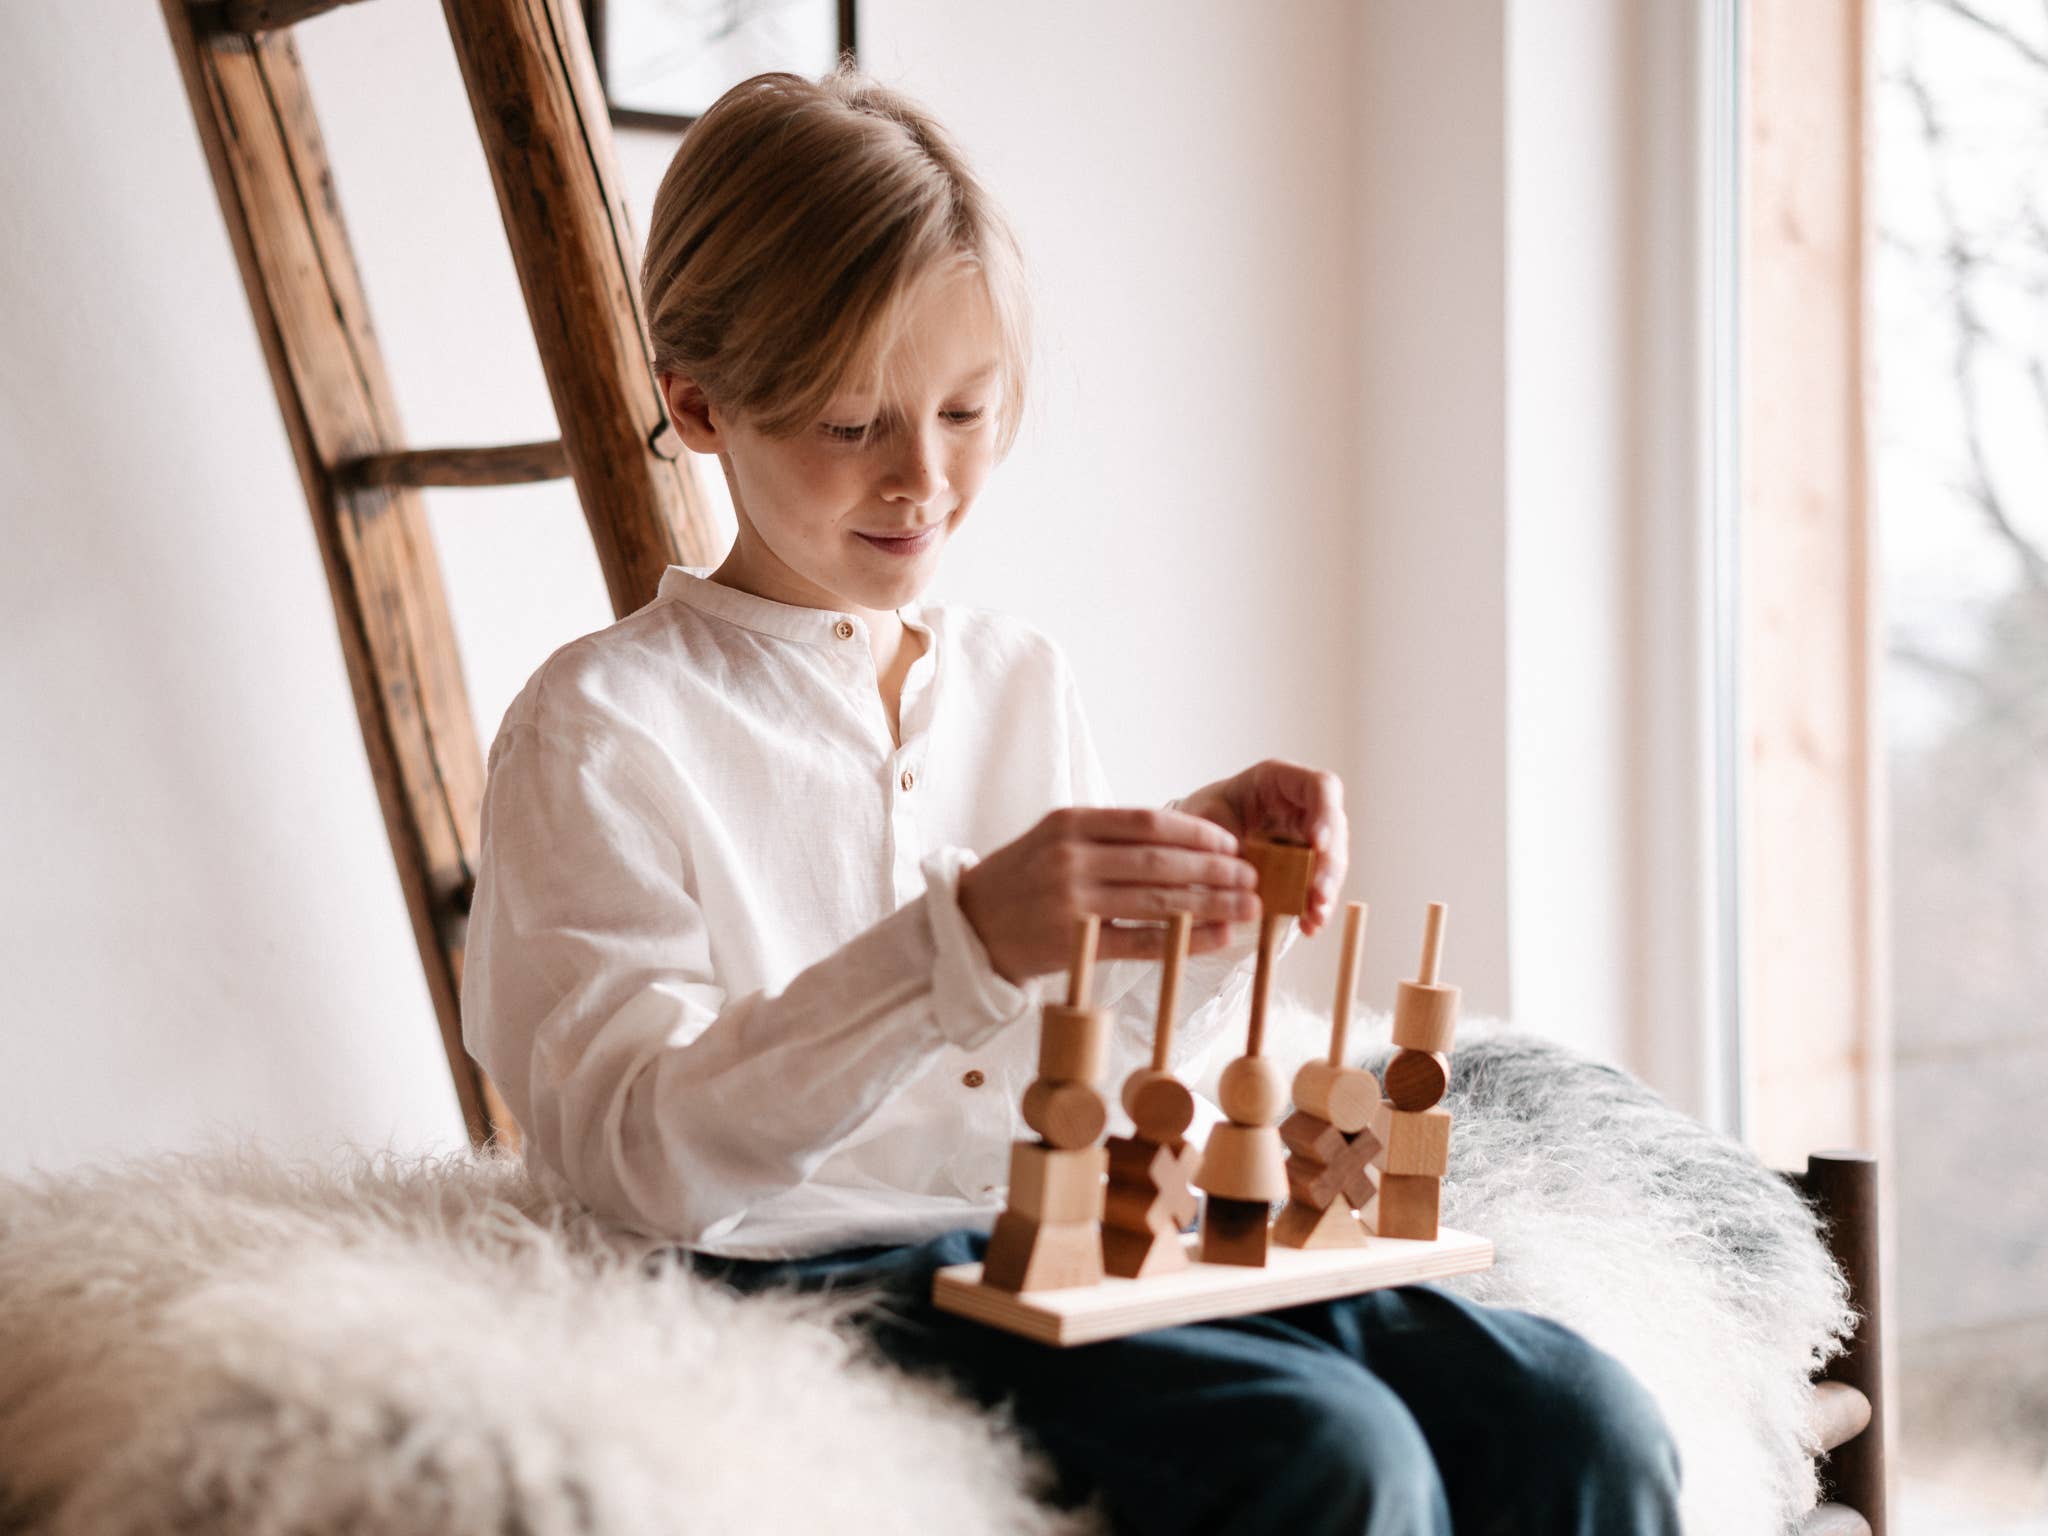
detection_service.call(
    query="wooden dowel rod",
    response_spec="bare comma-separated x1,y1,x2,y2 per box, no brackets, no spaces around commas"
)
1330,901,1367,1064
1153,911,1192,1072
1418,902,1447,985
342,439,571,489
1245,912,1284,1057
1067,914,1100,1008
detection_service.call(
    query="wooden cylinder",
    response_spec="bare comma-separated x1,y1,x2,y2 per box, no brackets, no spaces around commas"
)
1291,1060,1380,1133
1037,1005,1109,1083
1021,1079,1108,1150
1193,1122,1289,1202
1218,1055,1287,1126
1392,980,1459,1053
1383,1049,1450,1111
1121,1068,1196,1141
1329,900,1368,1063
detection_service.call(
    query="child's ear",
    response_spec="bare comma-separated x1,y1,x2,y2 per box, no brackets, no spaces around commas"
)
658,372,725,454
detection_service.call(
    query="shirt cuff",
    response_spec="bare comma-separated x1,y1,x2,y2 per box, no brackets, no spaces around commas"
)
922,845,1037,1050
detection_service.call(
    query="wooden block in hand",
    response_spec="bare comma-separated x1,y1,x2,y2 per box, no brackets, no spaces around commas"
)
981,1211,1105,1292
1242,836,1316,916
1368,1101,1452,1177
1199,1193,1272,1267
1364,1173,1441,1241
1007,1141,1108,1223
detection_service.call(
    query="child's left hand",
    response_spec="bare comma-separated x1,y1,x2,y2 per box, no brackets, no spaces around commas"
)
1172,760,1348,937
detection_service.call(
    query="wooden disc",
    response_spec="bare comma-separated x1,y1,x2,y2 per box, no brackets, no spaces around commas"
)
1383,1049,1450,1111
1217,1054,1286,1125
1021,1079,1108,1149
1121,1067,1196,1140
1290,1060,1380,1132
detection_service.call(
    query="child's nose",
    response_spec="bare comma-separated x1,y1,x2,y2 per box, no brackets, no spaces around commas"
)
883,426,947,507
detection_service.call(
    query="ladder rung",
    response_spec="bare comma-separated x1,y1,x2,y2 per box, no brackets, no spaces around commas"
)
343,439,571,489
204,0,376,35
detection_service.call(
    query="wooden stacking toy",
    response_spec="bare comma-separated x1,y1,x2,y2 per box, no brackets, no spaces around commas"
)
982,915,1112,1292
1193,836,1316,1266
1100,910,1204,1278
1273,901,1384,1249
1364,902,1460,1240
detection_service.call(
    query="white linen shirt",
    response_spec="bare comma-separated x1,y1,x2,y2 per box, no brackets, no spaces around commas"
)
461,564,1296,1259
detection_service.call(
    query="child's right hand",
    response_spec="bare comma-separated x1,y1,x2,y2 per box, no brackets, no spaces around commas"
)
954,807,1263,985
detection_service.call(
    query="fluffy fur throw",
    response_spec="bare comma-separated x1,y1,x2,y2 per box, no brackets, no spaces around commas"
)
0,1004,1853,1535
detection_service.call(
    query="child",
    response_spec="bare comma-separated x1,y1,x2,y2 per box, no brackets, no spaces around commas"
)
463,67,1681,1536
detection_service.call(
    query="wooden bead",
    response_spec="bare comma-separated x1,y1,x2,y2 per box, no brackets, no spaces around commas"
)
1217,1054,1286,1125
1365,1173,1441,1241
1006,1141,1107,1223
1290,1059,1380,1132
1021,1079,1108,1149
1242,836,1316,916
1121,1067,1196,1140
1199,1194,1273,1267
981,1211,1104,1292
1382,1049,1449,1111
1193,1122,1289,1202
1391,980,1459,1053
1367,1101,1453,1177
1037,1005,1109,1083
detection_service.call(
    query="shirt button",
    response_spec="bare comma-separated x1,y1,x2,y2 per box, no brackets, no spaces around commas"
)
961,1069,985,1088
834,618,855,640
901,767,916,792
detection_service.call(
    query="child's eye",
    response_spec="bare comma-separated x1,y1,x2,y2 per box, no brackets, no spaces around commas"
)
943,407,986,427
820,421,873,443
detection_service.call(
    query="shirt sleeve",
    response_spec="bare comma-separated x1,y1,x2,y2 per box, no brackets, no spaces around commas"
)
461,719,1037,1247
1047,647,1299,1085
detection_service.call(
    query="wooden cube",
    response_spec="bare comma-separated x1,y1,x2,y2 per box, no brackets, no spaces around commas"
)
1368,1101,1452,1177
1365,1174,1441,1241
1242,836,1316,916
1199,1194,1272,1267
1007,1141,1107,1223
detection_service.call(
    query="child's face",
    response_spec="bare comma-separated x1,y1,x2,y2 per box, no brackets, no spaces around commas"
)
672,263,1005,623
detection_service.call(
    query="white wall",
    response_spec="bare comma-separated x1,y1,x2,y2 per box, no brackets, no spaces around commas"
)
0,0,1372,1174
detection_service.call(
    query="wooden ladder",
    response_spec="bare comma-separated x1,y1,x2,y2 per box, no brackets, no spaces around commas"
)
160,0,721,1149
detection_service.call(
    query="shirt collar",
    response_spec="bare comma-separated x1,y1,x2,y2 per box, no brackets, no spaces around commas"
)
656,564,929,649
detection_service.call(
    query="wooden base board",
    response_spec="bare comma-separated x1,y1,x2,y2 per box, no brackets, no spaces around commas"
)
932,1227,1493,1346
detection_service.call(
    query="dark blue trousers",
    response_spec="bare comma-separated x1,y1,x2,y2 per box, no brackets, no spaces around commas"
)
685,1227,1682,1535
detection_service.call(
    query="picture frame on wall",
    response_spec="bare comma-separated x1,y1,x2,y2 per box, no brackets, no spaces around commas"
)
587,0,857,132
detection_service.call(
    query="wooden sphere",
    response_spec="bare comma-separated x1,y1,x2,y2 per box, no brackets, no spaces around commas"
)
1194,1122,1290,1202
1121,1067,1196,1140
1383,1048,1450,1111
1021,1079,1108,1149
1217,1054,1287,1125
1037,1005,1109,1083
1391,979,1460,1054
1290,1060,1380,1133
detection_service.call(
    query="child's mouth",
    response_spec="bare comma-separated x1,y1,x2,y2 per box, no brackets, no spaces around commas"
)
855,524,941,556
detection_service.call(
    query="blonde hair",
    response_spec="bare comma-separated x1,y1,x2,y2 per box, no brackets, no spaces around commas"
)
640,68,1032,456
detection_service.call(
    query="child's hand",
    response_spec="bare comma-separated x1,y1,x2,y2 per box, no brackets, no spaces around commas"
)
955,808,1262,985
1171,760,1349,937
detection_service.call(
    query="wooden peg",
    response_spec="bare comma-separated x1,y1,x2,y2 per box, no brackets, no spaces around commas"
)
1391,902,1459,1054
1067,913,1100,1008
1120,910,1197,1140
1330,900,1368,1063
1153,911,1191,1069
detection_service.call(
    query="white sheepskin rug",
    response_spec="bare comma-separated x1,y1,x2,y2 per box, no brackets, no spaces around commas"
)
0,1004,1853,1536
